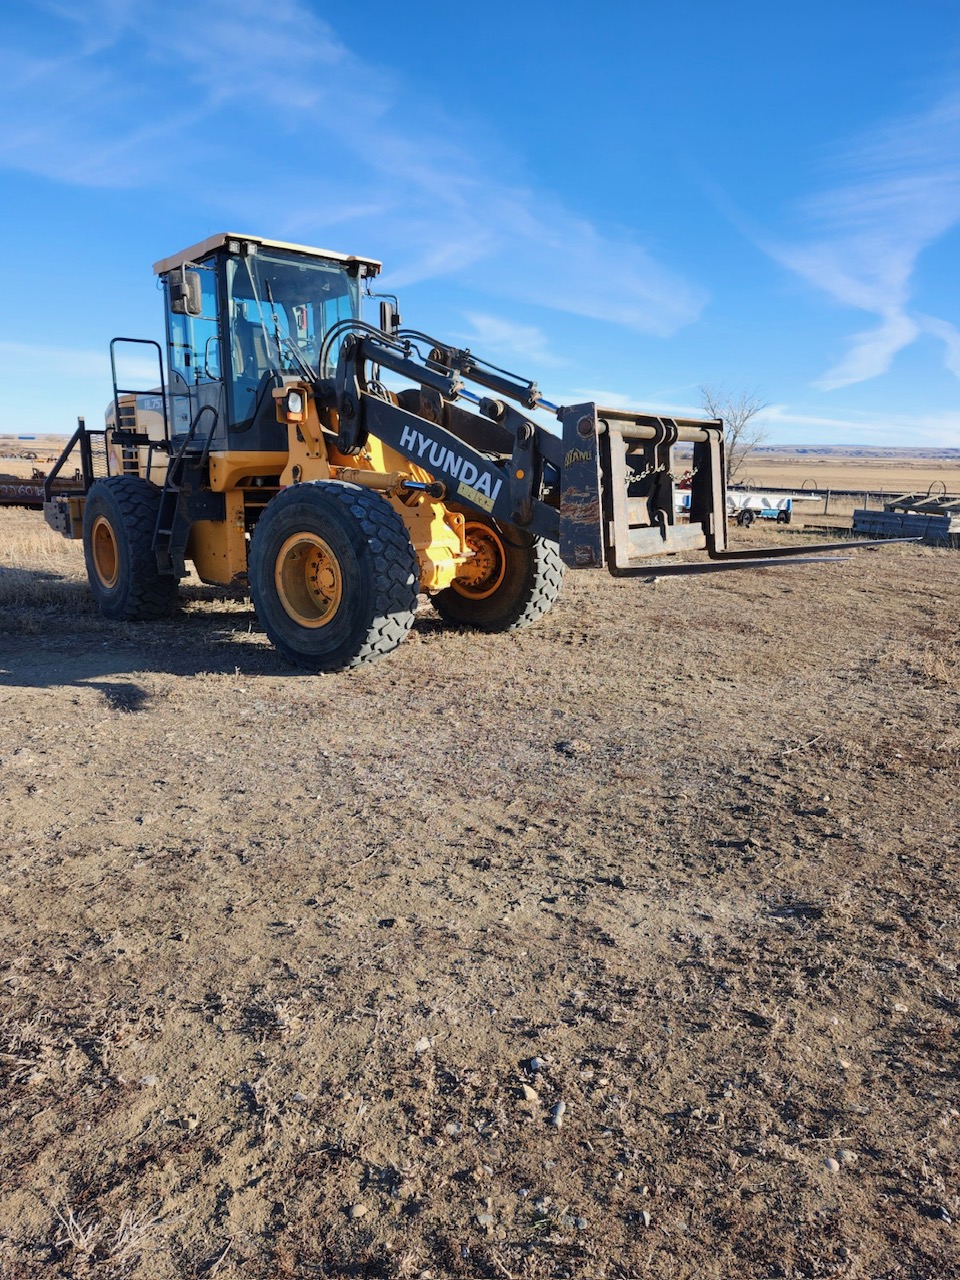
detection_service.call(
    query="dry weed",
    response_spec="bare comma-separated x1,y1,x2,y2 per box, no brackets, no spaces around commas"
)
53,1205,102,1261
51,1201,166,1273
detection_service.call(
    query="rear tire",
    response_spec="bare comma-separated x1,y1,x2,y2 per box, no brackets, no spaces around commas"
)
82,476,178,620
431,514,563,633
249,481,419,671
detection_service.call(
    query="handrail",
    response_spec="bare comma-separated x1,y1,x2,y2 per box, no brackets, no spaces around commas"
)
42,417,100,502
109,337,169,442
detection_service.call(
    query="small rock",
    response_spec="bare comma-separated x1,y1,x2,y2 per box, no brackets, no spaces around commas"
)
893,1002,908,1013
529,1056,547,1073
641,1209,652,1228
838,1058,852,1070
443,1121,462,1136
555,738,591,758
25,1071,46,1087
476,1212,494,1228
824,1157,840,1172
575,1216,588,1230
837,1148,858,1166
348,1203,368,1220
521,1084,540,1103
186,1113,199,1131
413,1036,433,1054
290,1091,309,1103
549,1100,566,1128
138,1074,159,1089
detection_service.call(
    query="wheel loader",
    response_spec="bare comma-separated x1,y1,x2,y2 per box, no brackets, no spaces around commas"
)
42,232,868,671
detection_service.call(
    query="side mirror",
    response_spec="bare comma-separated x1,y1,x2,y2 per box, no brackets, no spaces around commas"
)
170,268,203,317
379,300,401,337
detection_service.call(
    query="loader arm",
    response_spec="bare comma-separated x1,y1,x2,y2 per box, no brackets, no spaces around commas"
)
330,330,898,575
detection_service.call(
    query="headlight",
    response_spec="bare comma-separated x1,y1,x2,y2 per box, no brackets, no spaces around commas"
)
286,389,304,415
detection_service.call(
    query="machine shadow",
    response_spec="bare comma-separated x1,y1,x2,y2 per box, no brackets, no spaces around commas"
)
0,589,444,696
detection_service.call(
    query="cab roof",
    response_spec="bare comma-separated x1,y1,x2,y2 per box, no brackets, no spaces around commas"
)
153,233,382,278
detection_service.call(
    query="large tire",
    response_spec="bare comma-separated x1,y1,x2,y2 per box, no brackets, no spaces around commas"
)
431,514,563,633
249,481,419,671
82,476,178,620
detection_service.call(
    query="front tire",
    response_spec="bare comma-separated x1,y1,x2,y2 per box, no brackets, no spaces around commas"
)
431,514,563,633
249,481,419,671
82,476,178,620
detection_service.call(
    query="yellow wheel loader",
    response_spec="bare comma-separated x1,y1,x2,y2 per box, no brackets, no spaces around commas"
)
42,233,870,671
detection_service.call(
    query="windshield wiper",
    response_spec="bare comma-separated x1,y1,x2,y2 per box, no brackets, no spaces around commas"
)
263,278,318,383
280,335,317,382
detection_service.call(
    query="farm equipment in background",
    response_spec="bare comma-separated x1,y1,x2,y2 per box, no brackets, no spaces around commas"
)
853,492,960,546
1,466,84,510
726,492,823,528
42,233,880,671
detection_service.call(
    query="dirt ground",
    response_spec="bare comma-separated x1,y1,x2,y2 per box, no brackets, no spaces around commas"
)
1,508,958,1279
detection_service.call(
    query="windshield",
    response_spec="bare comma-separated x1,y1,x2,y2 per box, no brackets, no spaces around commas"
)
225,250,360,387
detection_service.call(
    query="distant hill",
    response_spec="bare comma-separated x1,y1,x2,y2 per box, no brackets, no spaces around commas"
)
755,445,960,461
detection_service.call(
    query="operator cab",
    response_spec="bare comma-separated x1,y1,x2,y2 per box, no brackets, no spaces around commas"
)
151,233,381,453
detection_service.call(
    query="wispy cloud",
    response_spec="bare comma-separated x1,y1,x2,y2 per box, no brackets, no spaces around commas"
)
459,314,563,368
917,313,960,379
0,0,705,338
765,87,960,388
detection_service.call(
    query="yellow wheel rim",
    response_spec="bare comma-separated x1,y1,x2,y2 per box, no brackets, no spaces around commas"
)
91,516,119,590
453,522,506,600
275,533,343,628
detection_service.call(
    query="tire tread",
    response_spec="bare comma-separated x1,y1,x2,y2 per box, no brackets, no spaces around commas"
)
433,530,563,633
83,476,177,620
250,482,418,670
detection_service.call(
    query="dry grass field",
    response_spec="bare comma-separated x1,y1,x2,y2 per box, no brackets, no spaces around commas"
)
739,449,960,499
1,503,959,1280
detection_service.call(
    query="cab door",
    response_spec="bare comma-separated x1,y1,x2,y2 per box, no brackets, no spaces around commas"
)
166,262,226,446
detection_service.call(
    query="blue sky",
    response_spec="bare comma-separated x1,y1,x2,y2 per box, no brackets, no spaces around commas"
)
1,0,959,446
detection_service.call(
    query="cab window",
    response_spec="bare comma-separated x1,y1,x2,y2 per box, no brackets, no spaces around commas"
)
167,265,220,388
